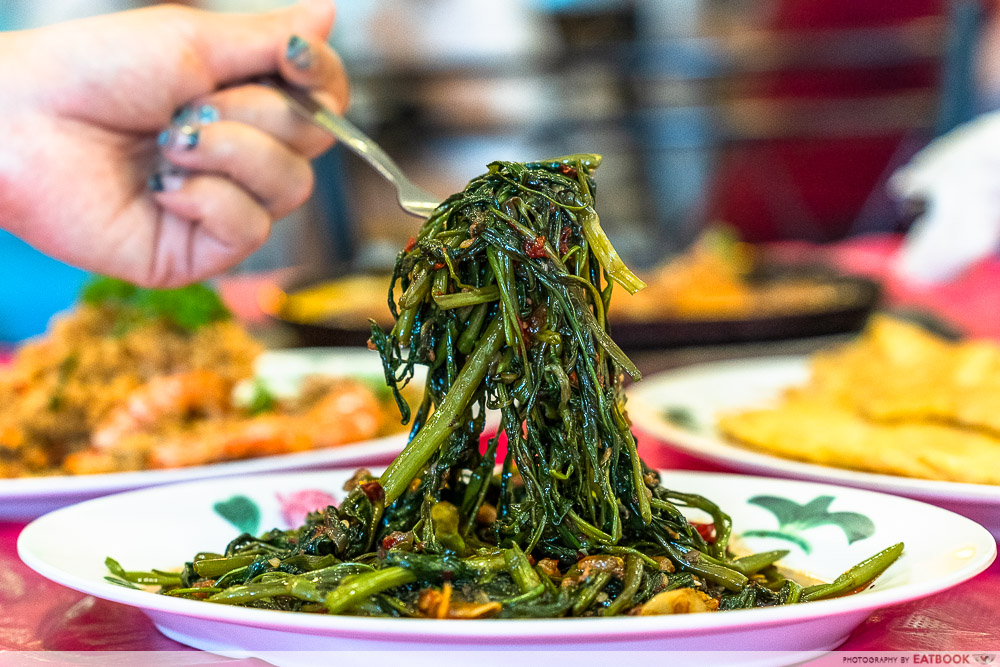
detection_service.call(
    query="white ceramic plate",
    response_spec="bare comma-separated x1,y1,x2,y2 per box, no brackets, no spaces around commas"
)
0,348,423,520
18,469,995,666
626,356,1000,536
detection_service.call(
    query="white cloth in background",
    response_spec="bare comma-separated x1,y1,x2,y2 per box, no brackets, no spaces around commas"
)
891,111,1000,285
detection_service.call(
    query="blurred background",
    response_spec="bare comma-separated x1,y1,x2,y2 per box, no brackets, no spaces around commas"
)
0,0,987,342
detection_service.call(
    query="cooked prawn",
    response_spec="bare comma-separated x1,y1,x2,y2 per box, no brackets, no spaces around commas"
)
90,370,231,451
146,378,384,468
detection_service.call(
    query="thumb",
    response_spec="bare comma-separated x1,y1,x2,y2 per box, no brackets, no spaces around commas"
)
193,0,336,85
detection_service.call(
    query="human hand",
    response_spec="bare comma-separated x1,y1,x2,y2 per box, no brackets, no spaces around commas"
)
890,112,1000,285
0,0,348,287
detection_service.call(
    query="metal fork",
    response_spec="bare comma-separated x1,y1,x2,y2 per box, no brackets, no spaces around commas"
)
264,77,442,218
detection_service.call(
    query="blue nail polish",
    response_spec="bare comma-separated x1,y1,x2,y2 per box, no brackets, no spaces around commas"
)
178,124,200,150
157,129,171,147
171,105,193,124
286,35,313,70
197,104,220,124
147,173,164,192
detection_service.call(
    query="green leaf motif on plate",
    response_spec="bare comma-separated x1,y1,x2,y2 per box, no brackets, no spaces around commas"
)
743,495,875,554
663,405,698,431
213,495,261,535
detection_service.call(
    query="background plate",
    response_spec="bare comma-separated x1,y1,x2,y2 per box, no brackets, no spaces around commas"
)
0,348,420,520
627,356,1000,535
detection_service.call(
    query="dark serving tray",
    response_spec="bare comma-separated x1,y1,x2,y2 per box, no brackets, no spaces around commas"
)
608,274,880,349
269,273,881,350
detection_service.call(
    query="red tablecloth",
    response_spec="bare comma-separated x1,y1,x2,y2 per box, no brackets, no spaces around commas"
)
772,233,1000,339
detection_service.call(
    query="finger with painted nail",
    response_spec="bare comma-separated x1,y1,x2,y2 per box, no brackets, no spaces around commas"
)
156,104,220,152
275,33,349,115
286,35,313,70
194,84,332,158
0,0,347,289
158,119,314,220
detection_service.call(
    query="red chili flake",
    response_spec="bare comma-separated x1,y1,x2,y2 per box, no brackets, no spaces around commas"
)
559,164,578,178
381,531,410,551
524,236,547,259
404,236,417,253
568,371,579,387
360,480,385,504
691,521,716,544
366,338,377,351
559,226,571,255
522,304,547,336
431,262,446,270
512,315,528,342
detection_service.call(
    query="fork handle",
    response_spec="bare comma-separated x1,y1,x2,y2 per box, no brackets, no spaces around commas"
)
264,77,421,204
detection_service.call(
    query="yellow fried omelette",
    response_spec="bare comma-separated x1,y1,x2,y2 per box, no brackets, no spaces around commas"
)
719,316,1000,484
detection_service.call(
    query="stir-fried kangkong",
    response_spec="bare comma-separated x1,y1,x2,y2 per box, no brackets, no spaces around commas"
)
110,155,902,617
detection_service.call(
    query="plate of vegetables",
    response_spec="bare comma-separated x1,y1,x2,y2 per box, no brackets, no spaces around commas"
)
20,155,991,663
17,468,995,662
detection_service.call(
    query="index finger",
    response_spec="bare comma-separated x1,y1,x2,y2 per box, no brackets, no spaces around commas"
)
278,34,350,115
192,0,336,86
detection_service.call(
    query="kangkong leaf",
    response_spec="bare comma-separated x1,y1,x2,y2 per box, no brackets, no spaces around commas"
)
104,156,903,619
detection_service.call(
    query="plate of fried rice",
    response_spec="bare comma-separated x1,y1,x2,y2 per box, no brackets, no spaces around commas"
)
0,278,420,519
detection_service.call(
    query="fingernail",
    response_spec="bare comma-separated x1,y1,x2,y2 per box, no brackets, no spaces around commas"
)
147,171,185,193
196,104,220,124
171,106,193,124
175,103,219,125
179,124,200,149
158,124,200,151
286,35,313,70
161,104,216,149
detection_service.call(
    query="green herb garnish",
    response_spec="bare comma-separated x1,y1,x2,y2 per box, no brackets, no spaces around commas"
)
80,276,230,333
244,379,278,416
